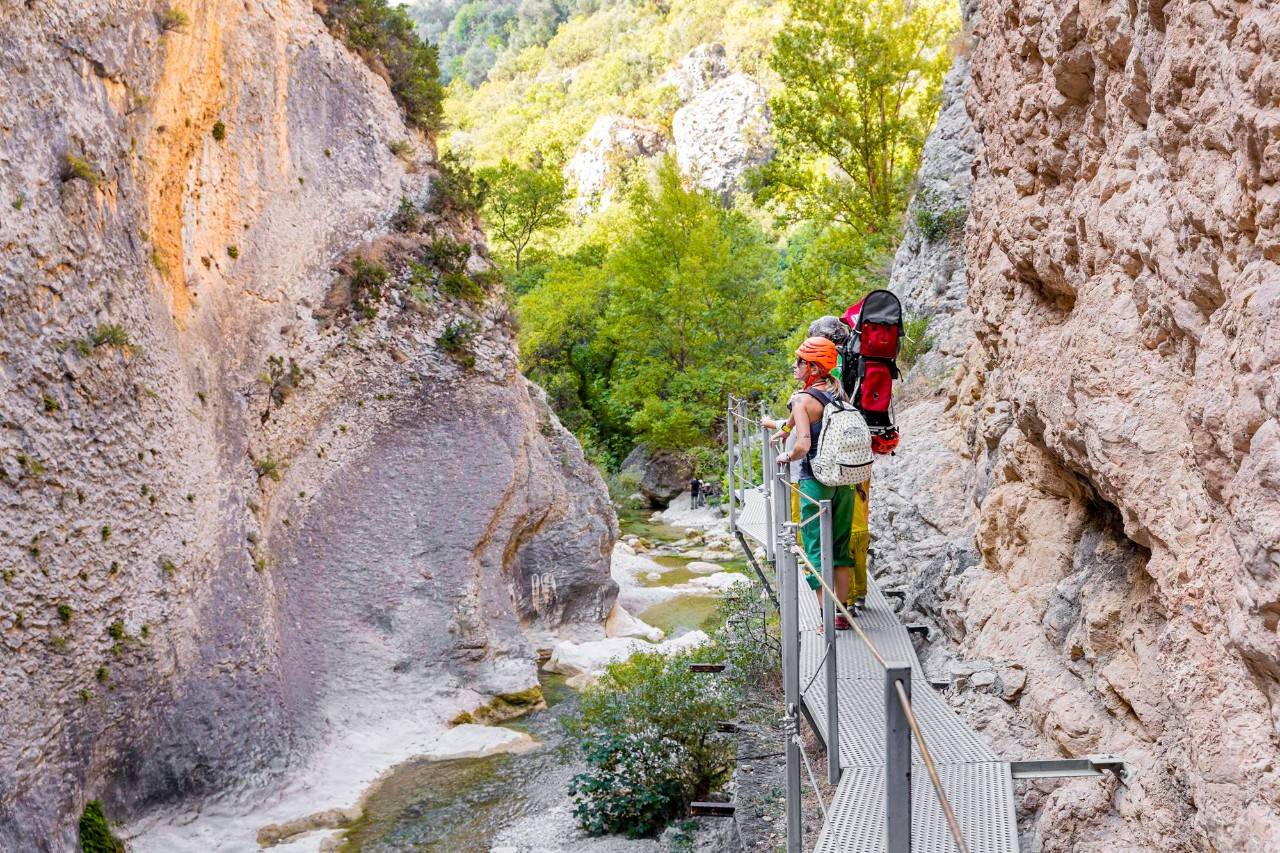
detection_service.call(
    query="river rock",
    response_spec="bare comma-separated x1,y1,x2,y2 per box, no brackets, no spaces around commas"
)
605,604,665,643
686,561,722,575
672,73,774,200
620,443,694,508
685,573,749,593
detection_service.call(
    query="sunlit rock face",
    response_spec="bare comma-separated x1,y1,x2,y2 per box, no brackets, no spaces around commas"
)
0,2,615,848
672,72,774,201
876,0,1280,849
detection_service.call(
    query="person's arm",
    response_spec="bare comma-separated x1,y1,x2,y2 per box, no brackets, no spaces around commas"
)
765,412,794,444
777,397,812,464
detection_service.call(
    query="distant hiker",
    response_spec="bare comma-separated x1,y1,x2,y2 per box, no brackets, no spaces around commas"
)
770,337,859,627
690,477,701,509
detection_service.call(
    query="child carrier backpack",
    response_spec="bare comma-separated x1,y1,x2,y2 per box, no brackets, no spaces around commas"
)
841,290,903,454
806,391,873,486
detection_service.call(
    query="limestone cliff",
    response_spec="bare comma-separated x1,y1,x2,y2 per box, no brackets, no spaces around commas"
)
0,2,616,849
878,0,1280,849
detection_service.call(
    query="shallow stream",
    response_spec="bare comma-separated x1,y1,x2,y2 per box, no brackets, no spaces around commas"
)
336,509,737,851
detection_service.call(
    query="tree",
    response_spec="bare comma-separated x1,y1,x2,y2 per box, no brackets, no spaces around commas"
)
478,158,571,270
753,0,958,234
602,158,779,450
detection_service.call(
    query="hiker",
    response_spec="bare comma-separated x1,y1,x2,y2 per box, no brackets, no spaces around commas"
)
769,337,858,627
690,476,701,509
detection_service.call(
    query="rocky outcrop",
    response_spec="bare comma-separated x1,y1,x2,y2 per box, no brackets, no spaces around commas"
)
0,2,616,848
877,0,1280,849
563,115,668,214
621,443,693,508
657,43,730,103
673,73,774,200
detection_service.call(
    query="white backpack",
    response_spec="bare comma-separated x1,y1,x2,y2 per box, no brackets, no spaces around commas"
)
810,395,873,486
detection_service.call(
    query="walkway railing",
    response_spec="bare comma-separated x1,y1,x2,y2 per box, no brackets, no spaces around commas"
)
726,395,970,853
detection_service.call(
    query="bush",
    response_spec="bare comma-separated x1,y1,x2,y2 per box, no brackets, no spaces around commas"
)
63,154,99,187
913,188,967,241
440,271,485,303
391,196,419,232
713,579,781,694
349,256,389,319
898,313,935,371
211,120,226,141
78,800,125,853
565,652,736,838
436,320,477,366
317,0,444,133
426,150,484,215
157,6,189,32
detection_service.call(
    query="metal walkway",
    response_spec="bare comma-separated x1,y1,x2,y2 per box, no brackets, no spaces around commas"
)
726,398,1021,853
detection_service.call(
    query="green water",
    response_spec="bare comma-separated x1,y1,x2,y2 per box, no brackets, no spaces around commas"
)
614,506,689,542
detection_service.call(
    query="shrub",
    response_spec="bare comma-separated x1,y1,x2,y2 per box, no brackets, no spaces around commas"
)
914,188,967,241
157,6,189,32
57,603,73,624
12,193,25,210
96,666,109,683
90,324,132,350
391,195,419,232
436,320,477,366
440,271,485,303
898,313,935,371
713,580,780,694
349,256,389,319
42,393,59,413
565,652,735,838
226,245,239,259
78,800,126,853
63,154,100,187
388,139,413,159
99,525,111,542
316,0,444,132
426,150,484,215
211,120,226,141
107,620,126,642
255,456,284,481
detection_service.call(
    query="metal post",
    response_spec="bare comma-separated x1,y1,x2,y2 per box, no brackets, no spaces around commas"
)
726,397,737,532
761,422,775,562
771,454,789,602
819,500,839,785
738,398,750,497
778,463,803,853
885,663,913,853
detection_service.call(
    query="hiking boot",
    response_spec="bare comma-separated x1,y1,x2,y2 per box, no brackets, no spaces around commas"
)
854,596,866,611
834,614,852,631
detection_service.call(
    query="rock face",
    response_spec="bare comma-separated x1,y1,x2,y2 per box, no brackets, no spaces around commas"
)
673,73,774,200
563,115,668,214
877,0,1280,849
0,2,616,848
657,43,730,103
620,443,694,508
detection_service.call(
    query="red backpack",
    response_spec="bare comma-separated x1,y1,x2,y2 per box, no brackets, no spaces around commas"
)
840,290,903,453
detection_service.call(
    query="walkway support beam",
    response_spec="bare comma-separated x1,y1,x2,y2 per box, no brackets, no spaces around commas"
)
778,465,803,853
819,499,839,785
726,397,737,532
885,663,912,853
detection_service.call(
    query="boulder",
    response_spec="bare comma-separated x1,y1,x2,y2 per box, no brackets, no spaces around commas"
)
686,561,722,575
657,43,729,102
605,604,666,642
673,73,774,200
620,443,694,508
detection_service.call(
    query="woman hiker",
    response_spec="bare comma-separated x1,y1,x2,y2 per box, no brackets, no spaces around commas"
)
764,337,858,628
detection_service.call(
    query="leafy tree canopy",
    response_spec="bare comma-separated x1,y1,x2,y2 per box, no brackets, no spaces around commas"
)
477,157,571,270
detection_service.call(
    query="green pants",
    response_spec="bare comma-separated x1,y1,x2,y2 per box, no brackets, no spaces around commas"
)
797,478,855,592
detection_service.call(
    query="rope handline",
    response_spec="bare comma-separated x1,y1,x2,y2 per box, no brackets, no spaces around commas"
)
791,544,887,669
894,679,971,853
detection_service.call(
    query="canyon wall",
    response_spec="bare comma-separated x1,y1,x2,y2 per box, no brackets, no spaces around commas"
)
880,0,1280,850
0,2,616,848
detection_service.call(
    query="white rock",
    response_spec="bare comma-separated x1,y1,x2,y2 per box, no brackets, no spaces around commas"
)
614,540,636,557
686,561,722,574
565,115,668,214
425,725,534,760
544,637,648,677
673,74,774,199
658,630,712,654
686,572,749,592
646,571,663,581
605,603,666,642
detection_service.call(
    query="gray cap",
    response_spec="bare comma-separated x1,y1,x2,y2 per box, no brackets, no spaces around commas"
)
807,315,850,345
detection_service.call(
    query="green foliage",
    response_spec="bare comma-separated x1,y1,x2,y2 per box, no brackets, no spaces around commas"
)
15,452,44,477
64,154,100,187
565,651,736,838
96,666,109,683
157,6,189,32
57,603,73,624
12,193,25,210
42,393,59,413
349,256,389,319
477,158,570,270
90,324,132,350
99,525,111,542
437,319,477,365
898,313,935,371
226,245,239,259
107,620,126,642
388,139,413,159
440,271,485,303
427,149,485,215
256,456,284,482
754,0,958,233
913,188,967,241
391,195,420,232
211,120,226,142
79,800,126,853
318,0,445,133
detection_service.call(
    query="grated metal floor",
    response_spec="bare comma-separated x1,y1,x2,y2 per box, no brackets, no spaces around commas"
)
799,576,1020,853
736,485,771,549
